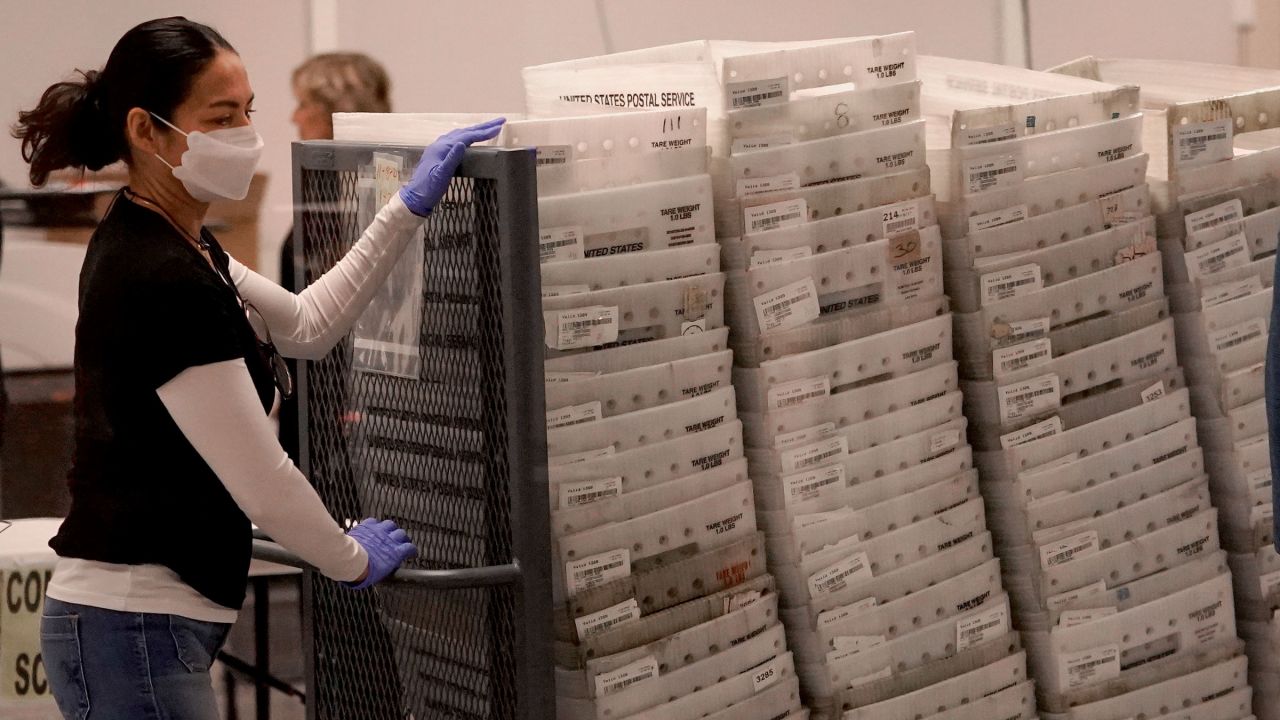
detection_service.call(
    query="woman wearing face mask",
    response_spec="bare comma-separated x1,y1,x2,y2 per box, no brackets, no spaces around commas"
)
12,17,502,719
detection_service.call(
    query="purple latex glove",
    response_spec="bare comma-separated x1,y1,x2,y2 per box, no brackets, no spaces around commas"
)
398,118,506,216
344,518,418,590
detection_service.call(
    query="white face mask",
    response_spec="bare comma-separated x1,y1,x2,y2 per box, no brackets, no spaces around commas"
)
151,113,263,202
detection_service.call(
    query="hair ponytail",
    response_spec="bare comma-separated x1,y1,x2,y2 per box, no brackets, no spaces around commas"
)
11,17,234,187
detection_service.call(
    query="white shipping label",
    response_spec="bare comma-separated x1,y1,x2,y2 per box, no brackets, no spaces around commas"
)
754,276,821,332
542,285,591,299
1046,580,1108,612
964,154,1022,195
546,401,602,429
1174,119,1234,168
817,597,879,628
539,226,584,264
957,122,1019,147
566,549,631,595
993,317,1051,347
1184,233,1251,280
1184,199,1244,236
997,373,1061,424
545,371,600,384
968,204,1027,235
750,657,786,693
574,598,640,641
880,199,921,237
373,154,402,208
731,133,795,154
1059,607,1117,628
1209,318,1267,354
956,603,1009,651
992,338,1053,378
781,436,850,474
750,246,813,268
559,477,623,509
549,445,615,467
783,465,847,506
737,172,801,198
1061,644,1121,690
929,428,962,455
1141,381,1166,404
809,551,874,597
728,76,788,109
549,306,619,351
980,263,1043,307
767,375,831,411
535,145,571,167
849,666,893,689
1260,570,1280,598
1039,530,1099,569
1202,276,1264,308
594,654,659,697
827,635,887,664
744,199,808,235
725,590,762,613
774,422,837,450
1000,415,1063,449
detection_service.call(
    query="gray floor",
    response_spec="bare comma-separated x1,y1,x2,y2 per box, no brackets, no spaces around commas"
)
214,665,306,720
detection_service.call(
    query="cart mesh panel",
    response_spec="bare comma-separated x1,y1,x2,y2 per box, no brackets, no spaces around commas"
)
298,153,524,720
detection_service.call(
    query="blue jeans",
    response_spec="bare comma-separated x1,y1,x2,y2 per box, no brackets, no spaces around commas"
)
40,597,232,720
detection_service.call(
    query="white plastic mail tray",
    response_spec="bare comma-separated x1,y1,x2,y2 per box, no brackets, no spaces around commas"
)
548,420,743,501
1228,544,1280,607
545,328,729,376
728,119,926,188
542,274,726,356
949,86,1140,148
1048,654,1248,720
546,386,736,457
783,451,975,524
1169,254,1275,315
692,675,803,720
1198,396,1266,451
1050,551,1231,632
504,107,708,160
1029,480,1212,562
721,196,937,270
542,244,720,293
536,147,709,197
839,649,1029,720
727,80,920,143
538,174,715,254
1185,203,1280,259
734,314,951,412
545,349,732,420
741,361,957,452
621,652,797,720
720,33,917,98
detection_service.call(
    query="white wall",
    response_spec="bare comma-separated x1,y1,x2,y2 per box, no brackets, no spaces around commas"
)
1029,0,1242,68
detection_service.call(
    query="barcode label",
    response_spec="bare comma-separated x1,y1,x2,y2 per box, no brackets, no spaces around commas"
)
968,204,1027,234
1260,569,1280,598
980,263,1043,306
774,422,837,450
750,657,785,693
731,133,795,154
1184,199,1243,236
1062,644,1120,690
826,634,886,664
574,598,639,641
1046,579,1107,612
782,464,846,506
1141,381,1166,404
594,654,658,697
997,373,1061,424
545,371,600,384
1248,468,1273,498
754,276,820,332
808,551,873,597
566,548,631,595
541,284,591,299
957,122,1018,147
750,245,813,268
1040,530,1099,568
536,145,572,167
548,445,614,467
1209,318,1266,354
559,477,622,509
1175,119,1233,167
1000,415,1062,449
737,172,800,198
727,76,789,109
817,597,878,628
548,305,619,351
767,375,831,411
956,601,1008,651
1202,275,1263,308
992,316,1051,348
1184,232,1250,280
546,401,602,429
539,225,584,264
929,428,962,455
1059,607,1117,628
881,199,921,237
964,154,1022,194
992,338,1052,378
744,198,808,235
781,435,849,474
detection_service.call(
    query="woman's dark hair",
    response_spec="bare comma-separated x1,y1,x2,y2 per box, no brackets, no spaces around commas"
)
11,17,234,186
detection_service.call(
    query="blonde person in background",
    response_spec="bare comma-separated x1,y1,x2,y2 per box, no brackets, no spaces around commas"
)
279,52,391,463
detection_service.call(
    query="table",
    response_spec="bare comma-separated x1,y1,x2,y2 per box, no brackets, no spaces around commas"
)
219,559,303,720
